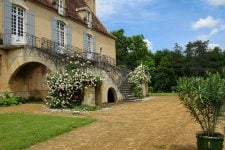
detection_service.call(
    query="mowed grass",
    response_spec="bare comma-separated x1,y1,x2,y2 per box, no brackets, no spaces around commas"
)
149,93,177,96
0,113,95,150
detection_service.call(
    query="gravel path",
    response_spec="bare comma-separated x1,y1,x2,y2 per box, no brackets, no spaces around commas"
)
1,96,224,150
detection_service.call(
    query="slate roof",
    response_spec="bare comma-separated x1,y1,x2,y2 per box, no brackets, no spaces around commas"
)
31,0,115,39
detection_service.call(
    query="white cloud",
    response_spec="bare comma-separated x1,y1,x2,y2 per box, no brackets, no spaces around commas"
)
208,43,221,49
197,24,225,40
144,39,153,50
192,16,220,30
207,0,225,6
96,0,156,24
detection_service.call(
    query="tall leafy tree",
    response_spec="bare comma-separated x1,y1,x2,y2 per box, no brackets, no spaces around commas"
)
111,29,129,66
173,43,185,77
111,29,155,72
112,28,225,92
184,40,209,76
152,50,176,92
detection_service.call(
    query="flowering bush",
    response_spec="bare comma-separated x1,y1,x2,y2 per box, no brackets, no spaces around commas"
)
46,55,102,108
128,64,150,98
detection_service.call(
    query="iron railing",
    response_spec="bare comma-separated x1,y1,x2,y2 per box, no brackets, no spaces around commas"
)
0,32,130,95
0,32,116,66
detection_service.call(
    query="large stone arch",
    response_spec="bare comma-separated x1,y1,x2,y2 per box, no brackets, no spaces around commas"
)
8,48,59,78
7,48,60,98
8,62,51,98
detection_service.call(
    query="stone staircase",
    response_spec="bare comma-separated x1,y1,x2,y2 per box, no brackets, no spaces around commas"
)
120,79,139,101
115,66,139,101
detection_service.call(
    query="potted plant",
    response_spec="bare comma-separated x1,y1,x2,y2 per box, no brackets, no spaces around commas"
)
177,73,225,150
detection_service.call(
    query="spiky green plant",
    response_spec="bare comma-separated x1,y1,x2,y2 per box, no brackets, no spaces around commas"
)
177,73,225,136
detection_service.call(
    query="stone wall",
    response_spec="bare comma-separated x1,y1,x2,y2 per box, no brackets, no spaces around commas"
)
82,69,124,106
83,87,95,106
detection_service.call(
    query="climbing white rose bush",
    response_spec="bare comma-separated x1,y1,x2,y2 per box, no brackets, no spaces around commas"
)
128,64,150,97
46,55,102,108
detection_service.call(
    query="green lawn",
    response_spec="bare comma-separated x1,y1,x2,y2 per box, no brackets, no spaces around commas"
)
149,93,178,96
0,113,95,150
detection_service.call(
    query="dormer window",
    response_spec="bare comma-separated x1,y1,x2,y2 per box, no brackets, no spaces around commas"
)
86,10,92,28
58,0,64,15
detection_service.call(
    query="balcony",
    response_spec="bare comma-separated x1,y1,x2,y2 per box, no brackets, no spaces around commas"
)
0,32,116,66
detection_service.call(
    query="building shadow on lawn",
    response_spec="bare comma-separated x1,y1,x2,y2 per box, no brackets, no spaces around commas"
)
169,144,197,150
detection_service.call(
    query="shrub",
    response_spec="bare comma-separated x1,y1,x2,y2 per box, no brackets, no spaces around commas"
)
0,92,24,106
46,55,102,108
128,64,150,98
177,73,225,136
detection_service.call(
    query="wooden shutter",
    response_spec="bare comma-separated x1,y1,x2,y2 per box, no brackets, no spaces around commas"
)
51,18,57,50
92,36,96,53
27,10,35,35
3,0,12,45
67,24,72,52
27,10,35,46
83,32,88,52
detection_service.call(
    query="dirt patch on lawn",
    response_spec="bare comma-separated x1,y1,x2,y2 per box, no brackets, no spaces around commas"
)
1,96,225,150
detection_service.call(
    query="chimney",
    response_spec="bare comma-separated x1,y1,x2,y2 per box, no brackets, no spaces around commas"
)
84,0,96,14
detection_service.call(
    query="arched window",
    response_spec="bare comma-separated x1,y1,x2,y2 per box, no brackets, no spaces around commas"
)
11,5,25,44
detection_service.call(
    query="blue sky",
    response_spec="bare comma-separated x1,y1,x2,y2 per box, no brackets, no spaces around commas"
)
96,0,225,52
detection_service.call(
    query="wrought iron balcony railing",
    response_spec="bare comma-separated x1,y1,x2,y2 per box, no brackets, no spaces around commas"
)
0,32,116,66
0,32,132,97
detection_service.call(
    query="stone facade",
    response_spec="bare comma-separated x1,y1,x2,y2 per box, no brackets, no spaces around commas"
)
0,0,123,105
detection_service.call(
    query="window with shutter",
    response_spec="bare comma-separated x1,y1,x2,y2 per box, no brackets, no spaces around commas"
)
83,33,96,53
11,5,25,45
57,21,65,48
51,20,67,54
84,33,96,60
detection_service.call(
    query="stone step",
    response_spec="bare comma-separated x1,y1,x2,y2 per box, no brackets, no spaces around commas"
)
126,96,139,101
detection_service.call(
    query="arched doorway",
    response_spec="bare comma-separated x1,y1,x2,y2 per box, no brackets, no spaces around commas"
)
107,88,117,103
9,62,50,99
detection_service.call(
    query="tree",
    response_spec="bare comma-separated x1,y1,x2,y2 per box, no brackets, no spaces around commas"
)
111,29,129,66
152,50,176,92
111,29,155,72
184,40,209,76
173,43,185,77
112,28,225,93
207,47,224,74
